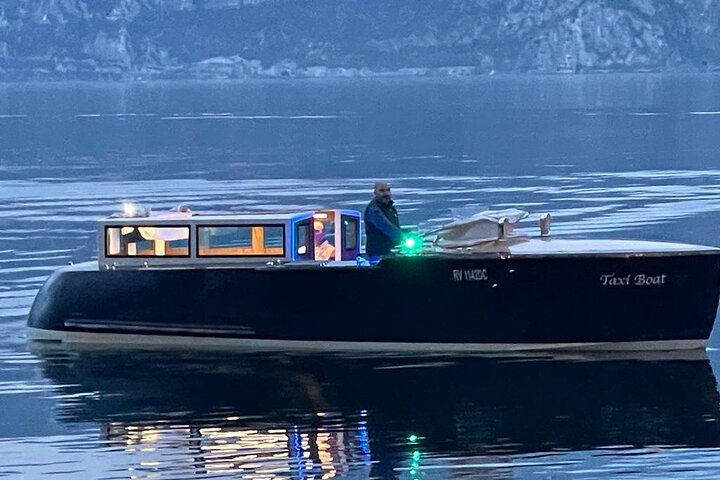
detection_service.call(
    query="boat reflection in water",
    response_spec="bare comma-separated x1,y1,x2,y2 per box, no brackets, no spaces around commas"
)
28,343,720,479
98,421,372,479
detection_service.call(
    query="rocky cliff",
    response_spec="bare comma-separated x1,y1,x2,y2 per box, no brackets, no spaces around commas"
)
0,0,718,80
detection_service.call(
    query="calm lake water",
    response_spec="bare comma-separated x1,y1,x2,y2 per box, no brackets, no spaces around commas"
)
3,75,720,478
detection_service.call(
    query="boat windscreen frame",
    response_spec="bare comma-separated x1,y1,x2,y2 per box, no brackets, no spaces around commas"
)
340,213,361,260
104,224,192,259
292,217,315,261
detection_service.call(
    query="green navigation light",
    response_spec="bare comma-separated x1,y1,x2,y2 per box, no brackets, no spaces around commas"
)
408,434,418,443
399,232,424,256
409,448,422,479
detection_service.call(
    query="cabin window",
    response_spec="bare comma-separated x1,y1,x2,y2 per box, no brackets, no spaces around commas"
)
197,225,285,257
295,219,314,260
312,216,336,261
105,226,190,257
342,216,358,250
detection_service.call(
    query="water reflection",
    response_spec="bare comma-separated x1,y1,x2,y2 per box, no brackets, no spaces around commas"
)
13,345,720,479
97,422,371,479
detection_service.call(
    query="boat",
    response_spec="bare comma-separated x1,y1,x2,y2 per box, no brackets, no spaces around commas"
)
26,202,720,352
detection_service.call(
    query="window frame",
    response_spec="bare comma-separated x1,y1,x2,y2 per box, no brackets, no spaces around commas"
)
105,225,191,258
195,224,286,258
341,215,359,251
293,218,315,261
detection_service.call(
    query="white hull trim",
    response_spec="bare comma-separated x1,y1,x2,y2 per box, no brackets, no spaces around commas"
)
26,327,708,353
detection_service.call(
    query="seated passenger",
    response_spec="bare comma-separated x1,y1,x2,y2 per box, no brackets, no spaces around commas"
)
314,221,335,261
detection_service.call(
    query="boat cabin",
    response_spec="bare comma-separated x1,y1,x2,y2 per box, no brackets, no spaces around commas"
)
99,208,362,269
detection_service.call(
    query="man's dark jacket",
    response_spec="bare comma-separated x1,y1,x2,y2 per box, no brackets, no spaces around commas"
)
364,198,403,256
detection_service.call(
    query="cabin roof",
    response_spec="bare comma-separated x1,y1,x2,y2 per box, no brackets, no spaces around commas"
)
101,209,362,225
102,211,309,225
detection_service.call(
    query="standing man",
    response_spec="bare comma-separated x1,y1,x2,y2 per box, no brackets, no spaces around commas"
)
364,181,403,258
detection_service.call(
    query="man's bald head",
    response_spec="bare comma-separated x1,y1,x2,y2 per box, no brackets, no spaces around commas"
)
373,181,393,205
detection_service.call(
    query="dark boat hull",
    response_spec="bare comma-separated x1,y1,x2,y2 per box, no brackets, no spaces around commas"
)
27,252,720,350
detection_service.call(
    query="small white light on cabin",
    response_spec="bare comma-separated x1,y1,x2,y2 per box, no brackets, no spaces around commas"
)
298,245,307,254
122,202,137,217
313,212,328,219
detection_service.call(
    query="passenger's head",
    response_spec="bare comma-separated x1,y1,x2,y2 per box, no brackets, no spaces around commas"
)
373,181,393,205
313,220,325,245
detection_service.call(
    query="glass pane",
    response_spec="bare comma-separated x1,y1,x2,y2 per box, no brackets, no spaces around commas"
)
323,220,335,241
296,224,309,256
198,225,285,257
202,226,251,248
343,217,358,250
264,226,284,248
106,226,189,257
313,218,336,261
